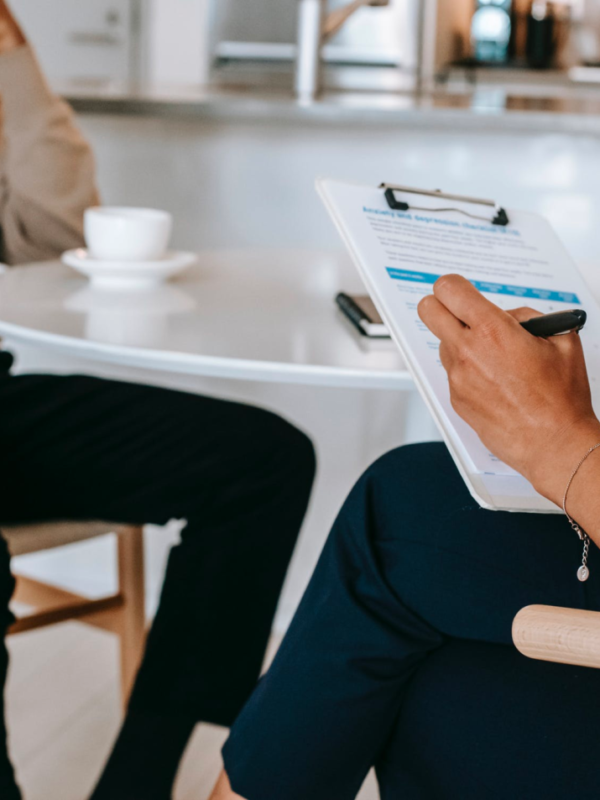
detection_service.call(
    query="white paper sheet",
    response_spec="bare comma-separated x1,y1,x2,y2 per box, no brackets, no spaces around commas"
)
318,179,600,511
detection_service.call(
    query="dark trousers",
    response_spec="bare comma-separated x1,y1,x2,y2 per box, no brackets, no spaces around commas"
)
0,373,315,800
224,443,600,800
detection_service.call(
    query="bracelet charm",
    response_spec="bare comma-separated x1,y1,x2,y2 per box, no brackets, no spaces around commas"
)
562,443,600,582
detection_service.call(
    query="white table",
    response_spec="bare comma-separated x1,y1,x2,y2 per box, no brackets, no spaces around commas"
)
0,249,413,391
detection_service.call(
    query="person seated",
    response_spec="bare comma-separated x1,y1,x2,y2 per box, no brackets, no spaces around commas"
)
0,1,97,263
209,275,600,800
0,5,315,800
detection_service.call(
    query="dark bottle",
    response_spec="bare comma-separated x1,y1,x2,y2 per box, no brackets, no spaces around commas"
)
526,0,556,69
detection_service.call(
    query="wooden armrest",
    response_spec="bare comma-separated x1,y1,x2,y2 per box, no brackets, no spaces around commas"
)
513,605,600,669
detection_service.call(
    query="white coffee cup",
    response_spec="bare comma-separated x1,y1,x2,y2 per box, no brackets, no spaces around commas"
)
84,207,173,262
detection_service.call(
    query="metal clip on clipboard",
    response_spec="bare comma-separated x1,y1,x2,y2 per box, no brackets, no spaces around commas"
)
380,183,510,227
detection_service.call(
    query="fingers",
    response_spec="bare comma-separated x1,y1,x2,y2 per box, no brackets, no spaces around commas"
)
433,275,506,329
551,327,586,357
506,307,584,358
417,294,464,341
506,307,543,323
438,340,452,370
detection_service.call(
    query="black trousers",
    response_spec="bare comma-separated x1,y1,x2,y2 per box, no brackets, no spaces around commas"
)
0,373,315,800
224,443,600,800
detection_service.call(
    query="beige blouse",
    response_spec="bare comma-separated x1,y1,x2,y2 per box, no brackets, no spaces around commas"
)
0,44,99,265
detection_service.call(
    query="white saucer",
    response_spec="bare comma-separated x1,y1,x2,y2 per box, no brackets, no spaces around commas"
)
62,249,197,289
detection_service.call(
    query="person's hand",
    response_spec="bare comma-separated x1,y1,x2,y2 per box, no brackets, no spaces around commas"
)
417,274,600,506
0,1,25,55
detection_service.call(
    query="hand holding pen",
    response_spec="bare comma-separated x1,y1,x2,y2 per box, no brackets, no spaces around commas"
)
417,274,600,511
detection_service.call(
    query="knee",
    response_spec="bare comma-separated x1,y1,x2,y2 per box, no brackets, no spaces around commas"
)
249,409,316,488
348,442,466,540
363,442,451,494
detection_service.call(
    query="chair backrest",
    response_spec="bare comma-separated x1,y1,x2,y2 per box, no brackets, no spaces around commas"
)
513,605,600,669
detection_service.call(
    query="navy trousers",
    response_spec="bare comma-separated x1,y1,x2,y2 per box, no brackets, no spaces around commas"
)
224,443,600,799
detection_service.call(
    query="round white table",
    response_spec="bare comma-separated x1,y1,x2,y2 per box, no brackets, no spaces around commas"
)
0,249,413,391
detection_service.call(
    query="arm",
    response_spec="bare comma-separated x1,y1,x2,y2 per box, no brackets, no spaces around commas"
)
417,275,600,547
0,0,100,265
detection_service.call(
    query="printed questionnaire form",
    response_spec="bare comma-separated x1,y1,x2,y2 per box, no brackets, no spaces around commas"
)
319,179,600,510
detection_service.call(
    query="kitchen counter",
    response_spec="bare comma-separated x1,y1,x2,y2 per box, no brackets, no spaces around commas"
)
59,70,600,135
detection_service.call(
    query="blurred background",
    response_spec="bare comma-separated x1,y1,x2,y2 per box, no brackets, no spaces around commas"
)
9,0,600,90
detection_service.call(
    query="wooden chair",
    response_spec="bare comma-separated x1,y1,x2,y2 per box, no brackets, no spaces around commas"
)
3,522,146,707
513,604,600,669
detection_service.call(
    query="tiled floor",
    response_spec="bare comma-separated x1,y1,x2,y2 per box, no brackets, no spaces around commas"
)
6,623,379,800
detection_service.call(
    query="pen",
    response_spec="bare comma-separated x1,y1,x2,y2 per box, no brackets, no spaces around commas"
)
520,309,587,337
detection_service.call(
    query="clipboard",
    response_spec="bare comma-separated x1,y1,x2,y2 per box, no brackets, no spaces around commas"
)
317,177,600,514
380,183,510,227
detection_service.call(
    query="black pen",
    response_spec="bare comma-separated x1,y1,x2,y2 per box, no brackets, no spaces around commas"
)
520,309,587,337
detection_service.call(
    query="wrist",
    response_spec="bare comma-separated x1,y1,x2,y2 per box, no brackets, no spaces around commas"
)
526,417,600,506
562,443,600,547
0,5,25,55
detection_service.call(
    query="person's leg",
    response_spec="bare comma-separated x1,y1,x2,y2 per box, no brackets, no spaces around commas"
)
0,373,315,799
218,442,599,800
0,535,20,800
374,640,600,800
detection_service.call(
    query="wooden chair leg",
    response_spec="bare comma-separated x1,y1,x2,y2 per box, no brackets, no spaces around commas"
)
116,525,146,709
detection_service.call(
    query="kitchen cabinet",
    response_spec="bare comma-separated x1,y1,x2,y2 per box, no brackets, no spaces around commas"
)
10,0,141,83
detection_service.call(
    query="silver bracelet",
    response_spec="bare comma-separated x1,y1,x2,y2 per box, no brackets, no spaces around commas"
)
562,442,600,582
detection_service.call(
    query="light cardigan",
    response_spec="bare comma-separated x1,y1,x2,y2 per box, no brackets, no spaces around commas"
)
0,44,99,265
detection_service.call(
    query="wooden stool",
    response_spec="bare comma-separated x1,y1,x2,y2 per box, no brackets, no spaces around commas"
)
3,522,146,707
